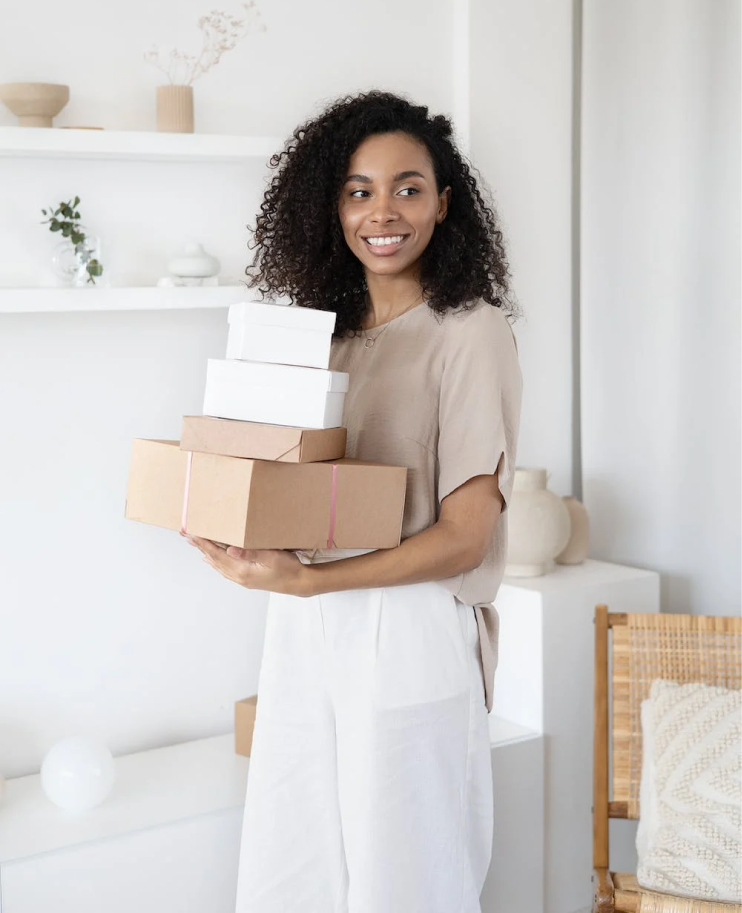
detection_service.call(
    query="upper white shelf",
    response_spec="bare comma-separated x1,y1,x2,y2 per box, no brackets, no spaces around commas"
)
0,286,252,313
0,126,284,163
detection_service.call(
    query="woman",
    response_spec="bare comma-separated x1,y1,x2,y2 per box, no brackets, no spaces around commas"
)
185,89,523,913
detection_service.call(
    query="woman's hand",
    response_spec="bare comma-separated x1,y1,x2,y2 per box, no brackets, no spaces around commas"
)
181,532,311,597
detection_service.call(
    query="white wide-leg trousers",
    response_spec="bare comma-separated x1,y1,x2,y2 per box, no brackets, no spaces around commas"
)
234,580,494,913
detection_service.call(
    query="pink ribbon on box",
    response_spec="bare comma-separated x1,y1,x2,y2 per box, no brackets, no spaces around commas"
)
326,463,338,548
180,450,193,535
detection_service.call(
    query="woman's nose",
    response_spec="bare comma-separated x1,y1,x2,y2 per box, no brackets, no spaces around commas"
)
369,194,400,221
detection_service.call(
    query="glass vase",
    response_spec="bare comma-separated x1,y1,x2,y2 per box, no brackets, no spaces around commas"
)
51,233,104,287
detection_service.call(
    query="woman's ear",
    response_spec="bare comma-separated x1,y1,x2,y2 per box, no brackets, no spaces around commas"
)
437,186,451,223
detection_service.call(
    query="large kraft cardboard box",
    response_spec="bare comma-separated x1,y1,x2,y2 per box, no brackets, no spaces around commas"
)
125,439,407,549
181,416,347,463
235,695,257,757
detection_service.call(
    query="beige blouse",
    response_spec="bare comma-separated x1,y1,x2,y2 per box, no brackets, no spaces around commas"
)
297,297,523,712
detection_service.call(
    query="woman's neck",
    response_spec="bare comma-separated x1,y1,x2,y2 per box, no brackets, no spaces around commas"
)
362,283,425,330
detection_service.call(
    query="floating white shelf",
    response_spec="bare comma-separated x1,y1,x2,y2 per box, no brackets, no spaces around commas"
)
0,286,253,313
0,126,284,163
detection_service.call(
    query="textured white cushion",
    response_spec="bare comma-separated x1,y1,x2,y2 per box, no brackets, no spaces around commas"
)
636,678,741,903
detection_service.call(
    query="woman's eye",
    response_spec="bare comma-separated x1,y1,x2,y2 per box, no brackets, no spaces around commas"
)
349,187,419,198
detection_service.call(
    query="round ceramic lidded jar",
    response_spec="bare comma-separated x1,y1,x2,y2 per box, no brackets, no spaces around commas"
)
505,468,571,577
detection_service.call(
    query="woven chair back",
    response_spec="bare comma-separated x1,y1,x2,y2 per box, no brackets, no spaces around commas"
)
611,613,741,819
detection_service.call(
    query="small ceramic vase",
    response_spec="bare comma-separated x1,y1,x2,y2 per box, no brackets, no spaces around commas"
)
505,468,571,576
556,496,589,564
157,85,194,133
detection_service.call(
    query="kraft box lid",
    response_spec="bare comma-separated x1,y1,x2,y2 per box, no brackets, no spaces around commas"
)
180,416,347,463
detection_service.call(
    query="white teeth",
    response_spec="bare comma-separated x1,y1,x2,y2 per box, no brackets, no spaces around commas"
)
366,235,406,246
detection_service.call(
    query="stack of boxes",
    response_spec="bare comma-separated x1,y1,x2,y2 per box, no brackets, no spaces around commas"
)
125,300,408,552
125,300,409,757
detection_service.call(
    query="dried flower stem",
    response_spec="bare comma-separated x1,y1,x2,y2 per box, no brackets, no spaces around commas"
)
143,1,266,86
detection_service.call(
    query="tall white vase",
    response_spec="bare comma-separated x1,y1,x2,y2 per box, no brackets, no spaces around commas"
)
505,468,571,576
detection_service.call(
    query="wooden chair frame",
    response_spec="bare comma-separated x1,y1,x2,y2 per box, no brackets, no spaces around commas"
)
592,605,741,913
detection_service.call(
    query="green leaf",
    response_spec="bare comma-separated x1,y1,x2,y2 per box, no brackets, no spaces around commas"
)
50,223,61,231
73,195,80,206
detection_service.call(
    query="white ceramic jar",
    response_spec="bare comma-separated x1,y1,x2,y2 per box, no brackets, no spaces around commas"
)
505,468,571,576
167,241,220,279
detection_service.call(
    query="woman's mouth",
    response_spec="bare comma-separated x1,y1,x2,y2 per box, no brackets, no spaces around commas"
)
362,234,410,256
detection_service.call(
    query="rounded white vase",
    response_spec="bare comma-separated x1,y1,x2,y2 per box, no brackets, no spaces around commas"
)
505,468,571,576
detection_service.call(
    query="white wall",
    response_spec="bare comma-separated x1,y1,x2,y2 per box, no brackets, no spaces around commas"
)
0,0,458,778
581,0,741,615
469,0,577,498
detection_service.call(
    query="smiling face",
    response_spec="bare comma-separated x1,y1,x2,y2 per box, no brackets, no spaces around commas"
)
338,131,450,281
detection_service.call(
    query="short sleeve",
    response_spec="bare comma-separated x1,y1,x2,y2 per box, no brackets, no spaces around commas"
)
437,303,523,511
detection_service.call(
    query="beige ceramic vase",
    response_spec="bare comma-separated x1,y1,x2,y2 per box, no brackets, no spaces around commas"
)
157,85,194,133
504,468,571,576
0,82,69,127
556,495,590,564
555,496,589,564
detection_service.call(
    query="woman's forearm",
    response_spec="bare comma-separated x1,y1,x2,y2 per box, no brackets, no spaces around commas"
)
299,519,480,597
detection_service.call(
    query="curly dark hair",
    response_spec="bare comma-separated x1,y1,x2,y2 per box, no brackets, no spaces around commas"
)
243,89,519,337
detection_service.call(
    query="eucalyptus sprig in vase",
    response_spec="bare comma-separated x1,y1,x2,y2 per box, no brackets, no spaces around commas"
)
41,196,104,286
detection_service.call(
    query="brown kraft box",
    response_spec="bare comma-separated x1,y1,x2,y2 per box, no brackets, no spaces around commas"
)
181,415,347,463
235,695,258,757
124,439,407,550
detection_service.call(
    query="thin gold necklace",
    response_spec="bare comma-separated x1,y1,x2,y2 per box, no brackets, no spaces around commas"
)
361,294,424,348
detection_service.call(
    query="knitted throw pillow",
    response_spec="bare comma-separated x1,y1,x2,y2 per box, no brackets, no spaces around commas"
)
636,678,741,903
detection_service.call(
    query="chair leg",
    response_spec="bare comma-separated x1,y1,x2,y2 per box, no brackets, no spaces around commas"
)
593,867,615,913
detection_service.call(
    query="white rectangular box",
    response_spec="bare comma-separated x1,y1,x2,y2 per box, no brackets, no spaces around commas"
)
226,301,336,369
203,359,349,429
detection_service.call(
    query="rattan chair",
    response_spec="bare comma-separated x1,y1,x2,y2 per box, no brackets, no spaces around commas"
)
592,605,741,913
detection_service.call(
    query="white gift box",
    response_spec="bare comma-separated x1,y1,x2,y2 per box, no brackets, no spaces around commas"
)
226,301,336,369
203,359,349,429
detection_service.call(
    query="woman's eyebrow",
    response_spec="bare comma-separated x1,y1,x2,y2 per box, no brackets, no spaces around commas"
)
344,170,426,184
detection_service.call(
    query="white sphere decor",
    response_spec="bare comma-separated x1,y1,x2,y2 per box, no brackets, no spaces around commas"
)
505,467,571,576
40,737,115,811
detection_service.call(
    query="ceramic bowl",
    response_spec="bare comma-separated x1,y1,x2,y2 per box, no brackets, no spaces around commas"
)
0,82,70,127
